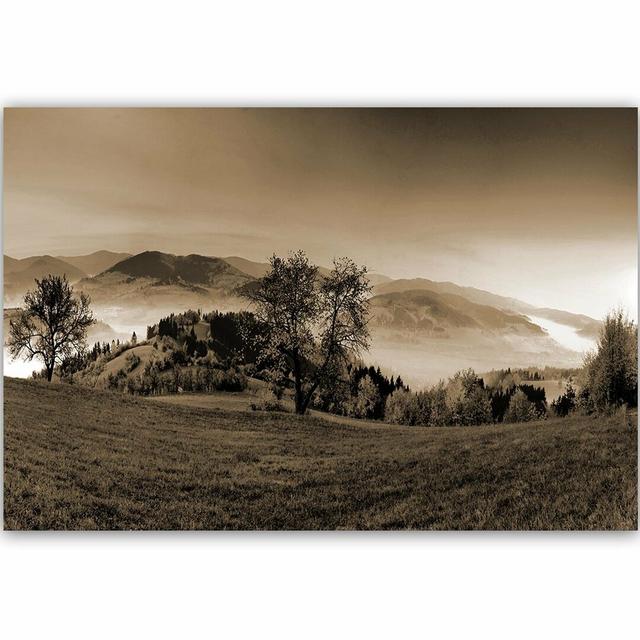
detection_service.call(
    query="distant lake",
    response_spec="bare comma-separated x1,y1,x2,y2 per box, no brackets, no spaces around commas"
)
527,315,596,354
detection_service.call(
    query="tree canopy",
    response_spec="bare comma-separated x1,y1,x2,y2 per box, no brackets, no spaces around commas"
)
243,251,371,414
584,308,637,410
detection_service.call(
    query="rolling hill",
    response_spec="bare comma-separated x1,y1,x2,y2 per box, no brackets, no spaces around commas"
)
4,377,636,530
366,288,583,386
223,256,275,279
370,289,544,335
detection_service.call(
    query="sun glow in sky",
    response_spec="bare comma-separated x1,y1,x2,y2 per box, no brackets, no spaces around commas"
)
3,108,637,321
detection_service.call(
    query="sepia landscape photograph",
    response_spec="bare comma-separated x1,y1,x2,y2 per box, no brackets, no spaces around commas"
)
2,107,637,530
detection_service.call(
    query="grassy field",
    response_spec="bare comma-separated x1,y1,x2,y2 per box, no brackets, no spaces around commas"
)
3,377,637,530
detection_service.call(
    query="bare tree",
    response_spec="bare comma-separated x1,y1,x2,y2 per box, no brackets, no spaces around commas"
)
243,251,370,414
8,275,96,382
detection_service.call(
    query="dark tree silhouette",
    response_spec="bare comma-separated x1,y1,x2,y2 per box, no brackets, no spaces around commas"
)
244,251,371,415
8,275,96,382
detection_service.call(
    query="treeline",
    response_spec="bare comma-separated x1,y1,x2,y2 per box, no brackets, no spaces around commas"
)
147,310,264,365
106,357,248,395
483,366,579,388
382,307,638,427
149,310,201,340
55,336,135,380
383,369,548,427
312,364,408,420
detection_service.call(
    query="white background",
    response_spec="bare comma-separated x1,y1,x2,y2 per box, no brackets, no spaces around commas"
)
1,2,638,638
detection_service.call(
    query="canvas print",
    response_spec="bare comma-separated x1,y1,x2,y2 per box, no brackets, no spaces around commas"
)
2,108,637,530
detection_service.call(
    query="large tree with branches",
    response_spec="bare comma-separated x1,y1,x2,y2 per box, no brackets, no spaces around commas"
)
8,275,96,382
243,251,370,414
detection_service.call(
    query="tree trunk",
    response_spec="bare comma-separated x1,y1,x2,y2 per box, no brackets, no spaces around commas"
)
294,382,305,414
292,354,305,414
300,381,319,416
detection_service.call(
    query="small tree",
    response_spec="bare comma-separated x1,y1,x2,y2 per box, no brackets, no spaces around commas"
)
385,389,422,425
244,251,370,415
446,369,492,426
551,383,576,417
348,374,380,419
8,275,95,382
504,389,539,423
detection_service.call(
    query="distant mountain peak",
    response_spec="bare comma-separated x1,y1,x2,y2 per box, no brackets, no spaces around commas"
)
106,251,249,284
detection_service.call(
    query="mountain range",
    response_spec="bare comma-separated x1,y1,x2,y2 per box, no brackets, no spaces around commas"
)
3,251,131,302
3,249,600,348
223,256,392,286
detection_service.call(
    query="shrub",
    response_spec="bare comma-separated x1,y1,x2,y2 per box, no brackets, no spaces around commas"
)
447,370,492,426
170,348,187,366
347,375,381,419
124,352,140,373
504,390,539,423
250,387,286,412
385,389,434,426
212,368,248,392
385,389,420,425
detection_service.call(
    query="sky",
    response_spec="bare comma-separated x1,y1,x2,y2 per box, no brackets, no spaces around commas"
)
3,108,637,319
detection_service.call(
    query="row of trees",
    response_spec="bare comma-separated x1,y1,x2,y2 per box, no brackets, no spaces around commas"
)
309,364,407,420
383,370,548,427
107,359,248,395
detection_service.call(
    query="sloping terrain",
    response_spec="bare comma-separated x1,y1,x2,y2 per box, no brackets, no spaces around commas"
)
3,255,22,274
370,289,543,335
3,377,636,530
373,277,600,336
531,307,601,338
223,256,275,279
374,277,529,310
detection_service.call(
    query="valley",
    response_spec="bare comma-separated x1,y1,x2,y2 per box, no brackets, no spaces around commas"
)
3,249,600,385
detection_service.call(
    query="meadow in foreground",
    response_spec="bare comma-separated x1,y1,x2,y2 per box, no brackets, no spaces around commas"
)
3,377,637,530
